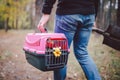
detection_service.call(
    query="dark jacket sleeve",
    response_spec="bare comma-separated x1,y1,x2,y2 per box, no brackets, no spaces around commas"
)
94,0,100,17
42,0,56,14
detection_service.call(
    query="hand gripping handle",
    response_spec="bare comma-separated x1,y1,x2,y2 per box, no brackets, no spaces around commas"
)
38,25,47,33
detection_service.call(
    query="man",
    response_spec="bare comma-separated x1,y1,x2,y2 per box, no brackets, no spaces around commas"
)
37,0,101,80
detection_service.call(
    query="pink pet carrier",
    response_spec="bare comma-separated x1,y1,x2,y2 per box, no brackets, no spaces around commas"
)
23,29,70,71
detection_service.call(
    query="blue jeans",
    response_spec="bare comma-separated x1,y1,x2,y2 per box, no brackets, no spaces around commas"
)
54,14,101,80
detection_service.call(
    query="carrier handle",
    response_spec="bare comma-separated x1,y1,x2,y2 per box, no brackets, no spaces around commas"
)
37,25,47,33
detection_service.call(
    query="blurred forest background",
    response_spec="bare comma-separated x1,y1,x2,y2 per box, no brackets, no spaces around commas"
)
0,0,55,32
0,0,120,80
0,0,119,31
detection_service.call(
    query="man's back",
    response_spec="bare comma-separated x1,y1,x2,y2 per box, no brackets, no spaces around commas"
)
42,0,99,15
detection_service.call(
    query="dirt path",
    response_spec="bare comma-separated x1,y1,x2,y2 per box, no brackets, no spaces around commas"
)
0,30,120,80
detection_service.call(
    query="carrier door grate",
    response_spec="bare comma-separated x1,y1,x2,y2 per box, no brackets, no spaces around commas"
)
45,38,69,69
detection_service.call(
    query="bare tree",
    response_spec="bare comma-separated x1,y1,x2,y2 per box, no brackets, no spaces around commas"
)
35,0,43,32
4,0,10,32
117,0,120,26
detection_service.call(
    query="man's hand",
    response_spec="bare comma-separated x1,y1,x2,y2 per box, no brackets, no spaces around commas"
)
37,14,50,32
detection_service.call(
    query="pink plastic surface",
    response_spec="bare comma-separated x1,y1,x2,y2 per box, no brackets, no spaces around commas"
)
23,33,69,54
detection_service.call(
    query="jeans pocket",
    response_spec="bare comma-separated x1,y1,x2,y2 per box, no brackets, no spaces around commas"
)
55,15,77,32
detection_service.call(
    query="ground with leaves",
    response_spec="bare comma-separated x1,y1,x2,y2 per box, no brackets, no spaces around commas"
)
0,30,120,80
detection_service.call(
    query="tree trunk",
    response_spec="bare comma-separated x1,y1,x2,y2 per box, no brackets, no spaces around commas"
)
4,17,9,32
30,0,35,29
96,0,104,29
15,17,18,29
12,20,14,29
117,0,120,26
35,0,43,32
